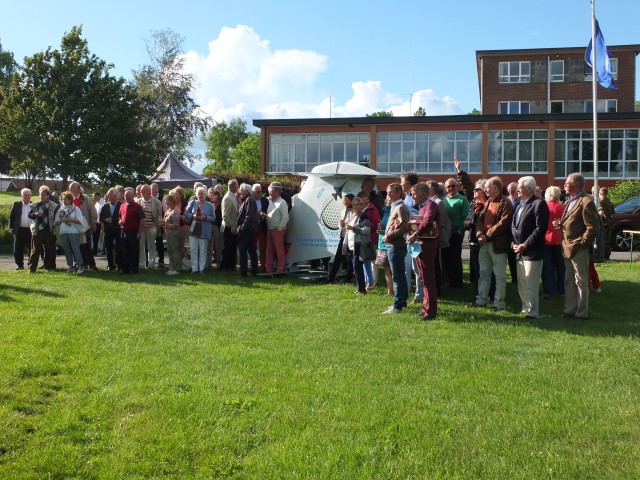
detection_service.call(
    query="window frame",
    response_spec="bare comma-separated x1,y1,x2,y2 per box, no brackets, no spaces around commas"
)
549,59,564,82
498,101,531,115
498,61,531,83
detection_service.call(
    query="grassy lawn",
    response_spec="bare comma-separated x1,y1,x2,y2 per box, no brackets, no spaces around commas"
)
0,192,20,206
1,263,639,479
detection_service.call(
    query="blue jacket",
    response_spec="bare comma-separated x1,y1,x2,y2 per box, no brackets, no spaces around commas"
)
185,199,216,240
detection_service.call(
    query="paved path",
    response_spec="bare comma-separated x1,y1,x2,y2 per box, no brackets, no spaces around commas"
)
0,248,635,272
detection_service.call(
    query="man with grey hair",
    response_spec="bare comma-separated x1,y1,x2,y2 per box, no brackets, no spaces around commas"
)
28,185,59,272
9,188,33,269
471,176,514,311
136,184,163,269
264,181,289,274
151,183,165,268
220,179,239,271
558,172,599,320
428,180,449,296
253,183,269,272
69,181,98,270
237,183,259,276
511,176,549,318
99,187,122,271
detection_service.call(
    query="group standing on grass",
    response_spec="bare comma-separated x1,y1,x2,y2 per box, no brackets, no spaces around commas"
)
8,160,610,321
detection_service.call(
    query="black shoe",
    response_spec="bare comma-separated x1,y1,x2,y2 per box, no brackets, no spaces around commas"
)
418,314,436,321
15,266,24,270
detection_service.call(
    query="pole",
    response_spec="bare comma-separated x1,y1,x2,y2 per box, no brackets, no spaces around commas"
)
591,0,599,207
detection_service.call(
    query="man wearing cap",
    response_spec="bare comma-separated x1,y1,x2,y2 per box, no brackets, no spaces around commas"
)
264,182,289,274
407,183,440,320
28,186,59,272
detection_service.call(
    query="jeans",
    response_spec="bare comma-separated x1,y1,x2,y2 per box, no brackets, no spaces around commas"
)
443,231,464,288
363,260,374,287
542,244,565,295
387,244,408,310
189,235,208,272
349,244,367,293
60,233,84,267
477,244,507,308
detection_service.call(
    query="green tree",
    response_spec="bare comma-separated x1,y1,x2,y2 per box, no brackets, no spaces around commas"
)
413,106,427,116
230,133,261,174
366,110,394,117
203,118,248,170
468,108,481,115
0,26,154,187
133,29,210,166
635,100,639,112
0,40,18,90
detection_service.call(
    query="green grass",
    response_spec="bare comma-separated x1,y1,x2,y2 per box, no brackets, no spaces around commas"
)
1,263,639,479
0,192,20,206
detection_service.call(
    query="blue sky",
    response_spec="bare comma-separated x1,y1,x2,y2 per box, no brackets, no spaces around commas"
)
2,0,638,171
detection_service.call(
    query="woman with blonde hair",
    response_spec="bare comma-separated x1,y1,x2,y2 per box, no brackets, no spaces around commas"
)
54,191,86,274
160,194,182,275
542,186,566,298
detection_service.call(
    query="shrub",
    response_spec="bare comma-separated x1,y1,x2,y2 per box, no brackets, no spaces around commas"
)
608,180,640,205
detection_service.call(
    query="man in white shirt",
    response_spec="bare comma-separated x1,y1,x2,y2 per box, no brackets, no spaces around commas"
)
9,188,33,270
136,184,163,269
264,182,289,274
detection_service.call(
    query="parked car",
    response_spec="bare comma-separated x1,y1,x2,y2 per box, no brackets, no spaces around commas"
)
611,196,640,251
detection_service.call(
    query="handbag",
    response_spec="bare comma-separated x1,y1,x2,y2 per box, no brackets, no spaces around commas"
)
408,219,439,239
74,215,90,234
374,248,388,266
359,240,376,262
189,220,202,236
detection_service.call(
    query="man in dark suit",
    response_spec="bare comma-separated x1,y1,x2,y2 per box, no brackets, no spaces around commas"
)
99,188,122,271
9,188,33,270
252,183,269,272
151,183,165,267
511,176,549,319
558,172,599,320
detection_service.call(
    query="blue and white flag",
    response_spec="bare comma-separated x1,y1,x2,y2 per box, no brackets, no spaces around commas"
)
585,19,615,89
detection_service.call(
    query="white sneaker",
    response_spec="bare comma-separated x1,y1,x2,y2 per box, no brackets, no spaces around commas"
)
77,267,85,274
166,270,179,275
382,306,402,314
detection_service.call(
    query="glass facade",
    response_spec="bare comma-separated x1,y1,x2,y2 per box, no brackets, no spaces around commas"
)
376,130,482,174
554,129,639,179
488,130,548,173
269,132,370,173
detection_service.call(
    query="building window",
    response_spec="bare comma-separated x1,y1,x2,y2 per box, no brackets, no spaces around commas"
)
498,101,530,115
488,130,548,173
550,101,563,113
550,60,564,82
376,130,482,174
554,129,639,179
499,61,531,83
268,132,370,173
584,99,617,113
584,58,618,81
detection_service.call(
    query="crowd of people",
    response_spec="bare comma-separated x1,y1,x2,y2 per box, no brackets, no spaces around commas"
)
8,159,613,321
8,179,290,278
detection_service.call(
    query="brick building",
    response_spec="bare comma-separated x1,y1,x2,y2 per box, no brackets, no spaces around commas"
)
254,44,640,189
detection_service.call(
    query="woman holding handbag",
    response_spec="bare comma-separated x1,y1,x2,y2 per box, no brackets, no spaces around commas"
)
345,196,371,295
184,187,216,274
54,191,86,274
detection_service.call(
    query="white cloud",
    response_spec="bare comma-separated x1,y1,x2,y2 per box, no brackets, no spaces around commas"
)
183,25,464,123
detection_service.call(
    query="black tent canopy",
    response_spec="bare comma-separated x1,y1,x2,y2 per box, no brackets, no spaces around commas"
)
149,152,214,189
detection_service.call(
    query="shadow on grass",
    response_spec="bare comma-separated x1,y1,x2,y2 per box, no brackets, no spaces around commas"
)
0,284,63,303
442,279,640,338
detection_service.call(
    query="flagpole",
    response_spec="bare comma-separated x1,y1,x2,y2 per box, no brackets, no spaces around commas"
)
591,0,599,207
